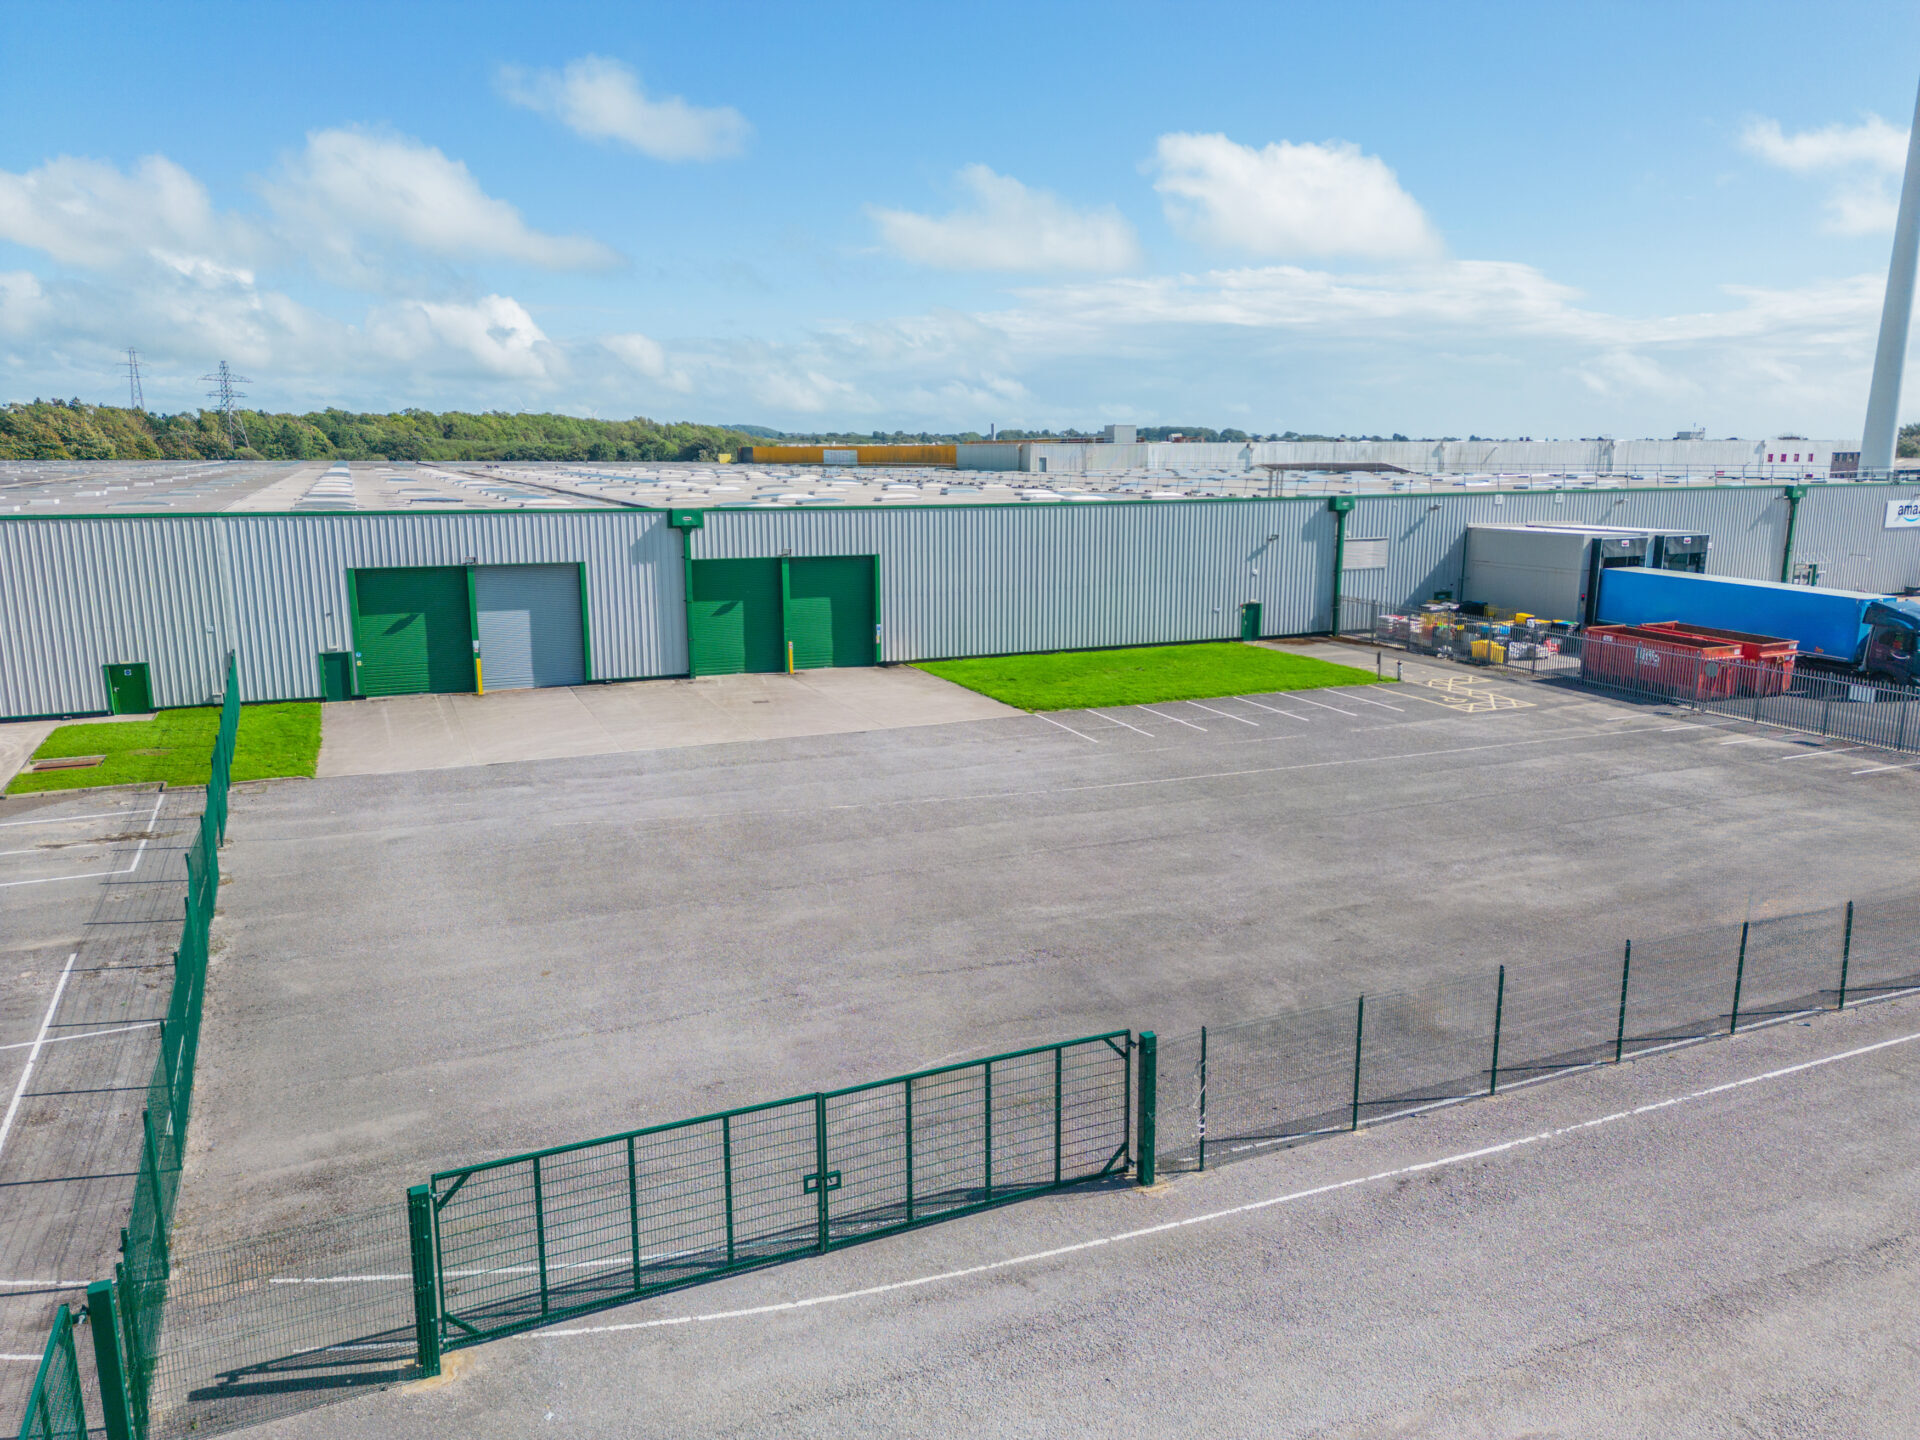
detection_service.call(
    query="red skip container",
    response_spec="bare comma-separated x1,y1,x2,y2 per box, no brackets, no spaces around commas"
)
1581,625,1744,700
1639,621,1798,696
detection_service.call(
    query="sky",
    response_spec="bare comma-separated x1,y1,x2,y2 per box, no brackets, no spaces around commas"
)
3,0,1920,439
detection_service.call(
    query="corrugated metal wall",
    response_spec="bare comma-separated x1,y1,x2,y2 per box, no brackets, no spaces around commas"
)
4,482,1918,720
0,512,685,718
695,501,1338,660
1344,484,1797,610
0,518,231,715
1783,482,1920,593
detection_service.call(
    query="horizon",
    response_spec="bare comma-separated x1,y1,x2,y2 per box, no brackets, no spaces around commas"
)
4,2,1920,439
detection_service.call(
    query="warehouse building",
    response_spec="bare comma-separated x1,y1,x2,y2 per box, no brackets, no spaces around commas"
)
2,462,1918,720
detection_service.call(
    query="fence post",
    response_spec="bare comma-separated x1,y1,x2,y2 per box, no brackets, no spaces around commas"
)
1896,699,1910,753
406,1184,442,1378
1052,1047,1063,1187
1730,921,1750,1035
813,1093,831,1250
1488,966,1506,1095
1135,1032,1157,1186
1614,941,1632,1063
1350,996,1366,1131
901,1082,914,1225
989,1059,1002,1202
86,1280,134,1440
1837,901,1855,1009
1197,1025,1209,1173
627,1135,643,1291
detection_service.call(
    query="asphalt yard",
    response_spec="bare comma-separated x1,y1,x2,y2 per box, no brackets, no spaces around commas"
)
244,990,1920,1439
181,658,1919,1250
0,786,190,1413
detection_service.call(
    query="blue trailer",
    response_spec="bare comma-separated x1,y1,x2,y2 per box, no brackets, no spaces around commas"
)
1596,568,1920,684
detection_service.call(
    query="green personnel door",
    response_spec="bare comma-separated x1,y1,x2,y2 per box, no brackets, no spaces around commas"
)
688,558,784,675
785,556,876,669
351,567,475,696
103,662,153,714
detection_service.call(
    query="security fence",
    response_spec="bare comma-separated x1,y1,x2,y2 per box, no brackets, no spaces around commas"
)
15,1306,83,1440
417,1032,1132,1357
138,1206,418,1440
1157,892,1920,1172
14,657,241,1440
1370,613,1920,753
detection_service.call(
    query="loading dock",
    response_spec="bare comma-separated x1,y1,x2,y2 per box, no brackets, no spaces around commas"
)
349,567,475,697
473,564,587,691
687,556,878,676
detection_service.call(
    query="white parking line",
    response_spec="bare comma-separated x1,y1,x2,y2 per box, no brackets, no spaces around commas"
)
1236,698,1311,722
1089,711,1153,737
1337,690,1405,712
1137,707,1206,731
1852,758,1920,775
0,954,76,1168
1185,702,1257,727
0,793,166,888
1289,694,1363,717
0,809,143,829
532,1027,1920,1341
1719,737,1770,746
0,1021,157,1055
1033,714,1098,744
1773,746,1862,762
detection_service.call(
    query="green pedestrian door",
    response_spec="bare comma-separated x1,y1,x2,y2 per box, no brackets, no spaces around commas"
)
689,558,784,675
786,556,876,669
103,663,153,714
1240,602,1262,640
351,567,475,696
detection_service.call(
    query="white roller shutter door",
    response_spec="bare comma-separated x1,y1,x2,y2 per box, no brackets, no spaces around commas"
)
474,564,586,690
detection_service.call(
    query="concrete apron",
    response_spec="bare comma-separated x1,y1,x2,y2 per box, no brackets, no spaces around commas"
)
315,666,1019,777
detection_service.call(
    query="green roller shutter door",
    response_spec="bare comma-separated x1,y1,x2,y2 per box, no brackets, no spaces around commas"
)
786,556,875,669
352,567,474,696
689,558,784,675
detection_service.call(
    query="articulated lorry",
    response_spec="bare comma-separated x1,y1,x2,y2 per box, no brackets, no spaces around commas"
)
1596,568,1920,686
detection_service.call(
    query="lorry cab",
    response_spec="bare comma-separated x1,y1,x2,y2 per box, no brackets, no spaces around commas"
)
1862,599,1920,685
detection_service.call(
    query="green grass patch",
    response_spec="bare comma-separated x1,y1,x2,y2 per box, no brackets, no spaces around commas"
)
7,703,322,794
916,642,1386,711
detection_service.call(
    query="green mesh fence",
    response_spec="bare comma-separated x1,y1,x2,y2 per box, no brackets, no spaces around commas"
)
426,1032,1132,1346
113,655,239,1438
13,1306,84,1440
1160,892,1920,1173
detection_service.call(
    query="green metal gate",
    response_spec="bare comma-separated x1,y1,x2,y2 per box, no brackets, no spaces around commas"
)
350,567,475,696
785,556,876,669
421,1032,1130,1346
688,558,784,675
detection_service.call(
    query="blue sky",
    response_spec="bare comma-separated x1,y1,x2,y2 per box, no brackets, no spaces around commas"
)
3,0,1919,438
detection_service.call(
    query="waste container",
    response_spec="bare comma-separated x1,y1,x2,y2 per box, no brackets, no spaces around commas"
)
1580,625,1743,701
1639,621,1797,696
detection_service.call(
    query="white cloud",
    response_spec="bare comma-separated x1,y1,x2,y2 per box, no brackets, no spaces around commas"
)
1741,115,1911,235
1149,132,1442,261
868,165,1140,272
603,331,691,392
1741,115,1908,173
264,129,619,273
500,56,749,162
365,294,564,381
0,154,259,272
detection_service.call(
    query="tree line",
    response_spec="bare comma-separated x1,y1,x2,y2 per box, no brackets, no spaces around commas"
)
0,400,758,462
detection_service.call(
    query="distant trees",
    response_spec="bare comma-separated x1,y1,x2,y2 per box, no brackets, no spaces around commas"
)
0,402,759,462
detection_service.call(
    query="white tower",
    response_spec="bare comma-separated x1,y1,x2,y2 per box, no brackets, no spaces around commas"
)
1861,77,1920,475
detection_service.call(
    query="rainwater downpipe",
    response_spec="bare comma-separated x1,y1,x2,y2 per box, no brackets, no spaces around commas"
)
1779,485,1808,583
1327,495,1355,632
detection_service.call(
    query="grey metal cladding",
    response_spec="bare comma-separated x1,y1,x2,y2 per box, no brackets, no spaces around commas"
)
695,500,1338,660
0,516,229,715
1784,482,1920,592
1344,485,1794,609
1,510,685,716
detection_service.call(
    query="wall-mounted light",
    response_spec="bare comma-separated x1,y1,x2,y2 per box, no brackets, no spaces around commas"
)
462,555,478,565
